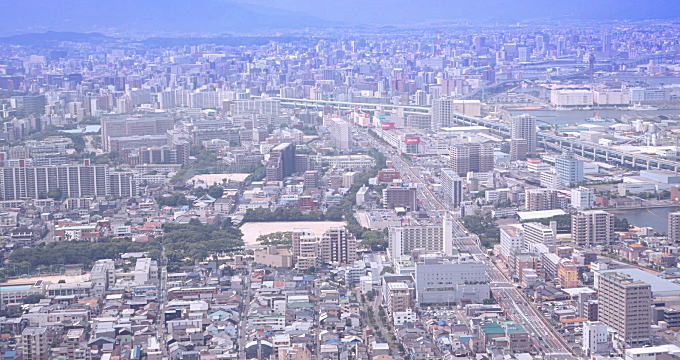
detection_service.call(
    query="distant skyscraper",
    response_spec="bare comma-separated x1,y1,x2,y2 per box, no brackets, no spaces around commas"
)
266,142,296,181
440,168,464,207
329,118,351,150
432,97,453,129
668,212,680,242
597,272,651,346
601,31,612,56
510,114,537,154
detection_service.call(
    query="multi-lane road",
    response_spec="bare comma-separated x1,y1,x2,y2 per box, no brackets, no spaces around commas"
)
358,128,573,355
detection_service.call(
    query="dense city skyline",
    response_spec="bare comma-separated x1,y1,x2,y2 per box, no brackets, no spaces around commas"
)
1,2,680,360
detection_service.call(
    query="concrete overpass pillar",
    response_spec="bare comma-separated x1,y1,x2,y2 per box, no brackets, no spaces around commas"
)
647,160,651,170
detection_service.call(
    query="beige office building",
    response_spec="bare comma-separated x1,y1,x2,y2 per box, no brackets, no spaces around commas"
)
597,272,652,346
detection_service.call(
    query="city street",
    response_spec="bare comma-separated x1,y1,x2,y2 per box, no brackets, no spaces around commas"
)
359,126,572,355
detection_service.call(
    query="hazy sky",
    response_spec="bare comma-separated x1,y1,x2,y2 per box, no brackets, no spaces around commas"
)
234,0,680,24
0,0,678,36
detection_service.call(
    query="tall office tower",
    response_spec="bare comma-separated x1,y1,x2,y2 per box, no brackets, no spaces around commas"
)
571,186,595,209
329,118,351,151
669,212,680,243
440,168,464,207
266,142,296,182
20,327,49,360
601,31,612,56
571,210,614,247
0,163,110,200
431,97,453,129
291,229,319,271
598,272,652,346
382,184,417,211
510,114,537,154
319,227,357,265
388,217,453,260
518,46,528,62
449,143,494,176
556,36,566,57
414,90,428,106
524,188,558,211
555,153,584,187
535,35,545,52
522,222,556,251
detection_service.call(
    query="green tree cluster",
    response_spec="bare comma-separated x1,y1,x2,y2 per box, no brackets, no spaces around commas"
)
172,146,227,184
191,185,224,199
156,192,192,207
27,127,86,152
613,216,630,231
256,232,292,246
462,215,500,248
243,207,325,222
162,219,244,265
8,237,160,268
530,214,572,233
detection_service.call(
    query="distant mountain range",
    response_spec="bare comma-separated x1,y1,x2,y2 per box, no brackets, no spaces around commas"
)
0,0,331,36
0,0,678,37
0,31,309,47
237,0,680,24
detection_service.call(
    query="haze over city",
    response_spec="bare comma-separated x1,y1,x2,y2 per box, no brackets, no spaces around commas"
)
0,2,680,360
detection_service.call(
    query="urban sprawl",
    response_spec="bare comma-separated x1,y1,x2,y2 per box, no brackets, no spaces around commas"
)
1,20,680,360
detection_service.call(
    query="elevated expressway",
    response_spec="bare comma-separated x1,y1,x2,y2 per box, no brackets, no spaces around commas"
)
274,97,680,172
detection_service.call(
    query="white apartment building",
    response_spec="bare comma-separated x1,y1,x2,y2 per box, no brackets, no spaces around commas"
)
571,186,595,209
551,89,594,107
499,225,523,260
582,321,611,356
522,222,556,252
388,217,453,260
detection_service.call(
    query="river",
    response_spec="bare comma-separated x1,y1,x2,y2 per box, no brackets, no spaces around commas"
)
608,206,680,233
509,109,680,126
